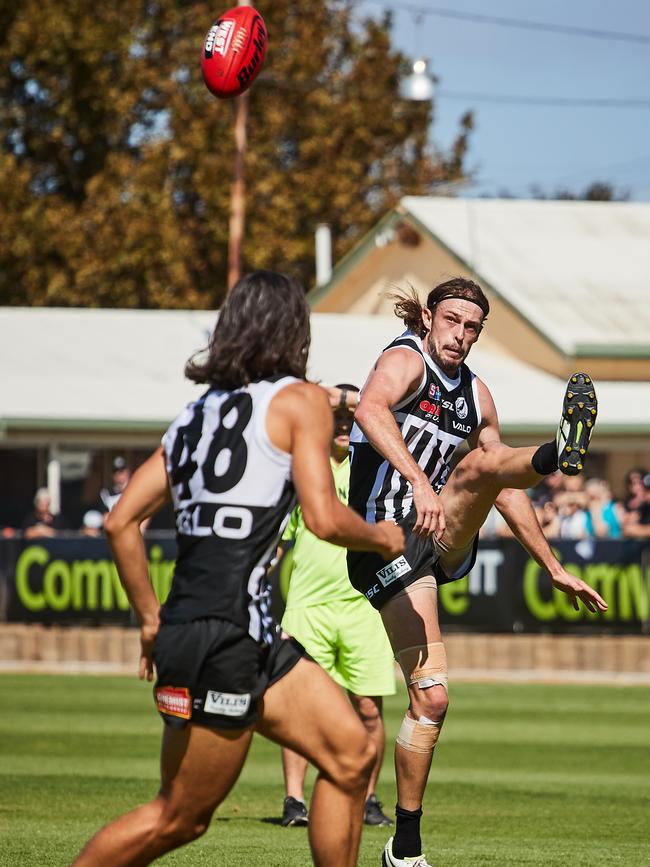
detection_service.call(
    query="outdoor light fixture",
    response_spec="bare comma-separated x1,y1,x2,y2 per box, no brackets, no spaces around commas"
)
399,58,435,101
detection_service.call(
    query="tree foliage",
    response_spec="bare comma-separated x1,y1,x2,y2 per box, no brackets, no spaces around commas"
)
0,0,473,308
528,182,630,202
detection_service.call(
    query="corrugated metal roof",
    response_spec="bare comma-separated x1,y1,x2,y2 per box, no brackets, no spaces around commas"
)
1,308,647,434
402,197,650,356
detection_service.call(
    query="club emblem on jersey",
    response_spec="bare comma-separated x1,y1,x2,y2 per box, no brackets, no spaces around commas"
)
455,396,468,419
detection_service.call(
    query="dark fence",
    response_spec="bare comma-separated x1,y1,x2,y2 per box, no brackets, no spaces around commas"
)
0,535,648,634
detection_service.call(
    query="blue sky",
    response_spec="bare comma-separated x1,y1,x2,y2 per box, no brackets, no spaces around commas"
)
358,0,650,199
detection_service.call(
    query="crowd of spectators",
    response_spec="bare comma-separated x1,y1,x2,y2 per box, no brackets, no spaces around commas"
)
3,459,650,544
1,457,131,539
481,468,650,541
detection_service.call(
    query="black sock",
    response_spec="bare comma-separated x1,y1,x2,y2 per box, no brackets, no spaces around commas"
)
531,441,558,475
393,803,423,859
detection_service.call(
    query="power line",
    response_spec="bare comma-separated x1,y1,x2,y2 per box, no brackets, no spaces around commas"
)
362,2,650,45
259,73,650,109
438,90,650,108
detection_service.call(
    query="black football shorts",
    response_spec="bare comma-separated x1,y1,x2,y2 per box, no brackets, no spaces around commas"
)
153,618,304,730
347,510,479,611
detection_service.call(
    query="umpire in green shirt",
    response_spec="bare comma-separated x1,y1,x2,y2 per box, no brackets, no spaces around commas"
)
279,384,396,828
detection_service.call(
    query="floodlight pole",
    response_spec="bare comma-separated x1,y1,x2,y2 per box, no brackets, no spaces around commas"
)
227,0,252,292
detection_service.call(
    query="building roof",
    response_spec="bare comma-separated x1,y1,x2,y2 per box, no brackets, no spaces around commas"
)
311,197,650,359
0,308,215,431
0,308,647,439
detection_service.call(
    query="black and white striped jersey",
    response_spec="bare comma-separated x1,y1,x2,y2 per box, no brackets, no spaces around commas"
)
349,332,481,523
160,376,298,643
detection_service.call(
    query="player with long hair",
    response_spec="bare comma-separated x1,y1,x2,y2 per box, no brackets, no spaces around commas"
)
73,271,404,867
347,277,607,867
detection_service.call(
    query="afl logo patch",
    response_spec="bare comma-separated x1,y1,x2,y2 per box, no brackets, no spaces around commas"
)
455,397,468,419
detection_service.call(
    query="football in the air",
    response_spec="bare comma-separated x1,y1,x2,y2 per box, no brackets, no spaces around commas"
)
201,6,268,99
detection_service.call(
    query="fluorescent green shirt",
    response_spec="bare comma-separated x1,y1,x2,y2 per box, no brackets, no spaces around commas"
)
281,456,361,609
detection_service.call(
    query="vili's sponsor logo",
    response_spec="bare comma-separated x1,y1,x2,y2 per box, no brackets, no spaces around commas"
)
376,555,410,587
204,691,251,717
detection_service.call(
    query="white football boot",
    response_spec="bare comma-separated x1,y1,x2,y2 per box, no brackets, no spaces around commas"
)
382,836,434,867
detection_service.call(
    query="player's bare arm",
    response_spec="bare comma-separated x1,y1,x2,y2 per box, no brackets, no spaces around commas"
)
268,381,404,560
104,447,171,680
495,488,607,612
354,348,445,540
469,379,607,614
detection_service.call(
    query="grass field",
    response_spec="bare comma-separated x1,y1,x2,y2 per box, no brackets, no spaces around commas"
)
1,674,649,866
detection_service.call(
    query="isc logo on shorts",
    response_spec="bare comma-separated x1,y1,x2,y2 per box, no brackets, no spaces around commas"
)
376,555,410,587
204,690,251,717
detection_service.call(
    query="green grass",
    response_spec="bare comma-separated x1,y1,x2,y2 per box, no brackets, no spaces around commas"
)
1,674,649,866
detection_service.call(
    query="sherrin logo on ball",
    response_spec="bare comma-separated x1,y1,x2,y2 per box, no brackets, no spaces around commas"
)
201,6,268,100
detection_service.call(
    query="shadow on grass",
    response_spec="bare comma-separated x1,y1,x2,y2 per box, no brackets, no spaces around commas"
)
212,816,292,827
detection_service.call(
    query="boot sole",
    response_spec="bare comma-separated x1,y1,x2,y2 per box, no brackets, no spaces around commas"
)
559,373,597,476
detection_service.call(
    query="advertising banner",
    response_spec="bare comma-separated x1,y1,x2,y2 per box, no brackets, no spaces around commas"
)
437,539,650,633
1,536,648,633
1,536,177,626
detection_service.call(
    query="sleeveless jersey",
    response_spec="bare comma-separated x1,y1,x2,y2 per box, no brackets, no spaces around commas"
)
160,376,298,643
349,332,481,523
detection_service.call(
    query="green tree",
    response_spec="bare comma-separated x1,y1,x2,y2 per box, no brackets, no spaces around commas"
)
0,1,473,308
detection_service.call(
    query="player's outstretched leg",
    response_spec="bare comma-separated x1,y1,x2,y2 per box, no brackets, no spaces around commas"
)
440,373,598,553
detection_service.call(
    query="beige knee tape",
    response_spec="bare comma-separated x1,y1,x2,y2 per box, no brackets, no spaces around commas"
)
396,642,448,691
396,714,442,754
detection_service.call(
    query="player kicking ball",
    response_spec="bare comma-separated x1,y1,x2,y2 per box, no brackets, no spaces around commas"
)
345,277,607,867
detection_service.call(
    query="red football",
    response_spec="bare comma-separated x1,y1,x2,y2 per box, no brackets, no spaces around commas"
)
201,7,268,99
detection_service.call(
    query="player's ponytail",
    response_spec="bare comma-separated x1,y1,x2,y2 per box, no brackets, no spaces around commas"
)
389,284,427,338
